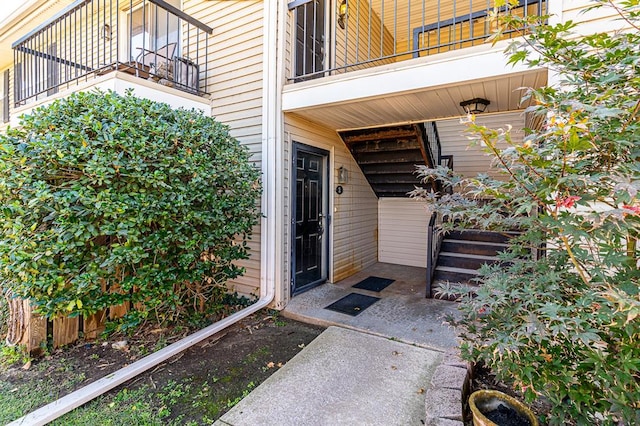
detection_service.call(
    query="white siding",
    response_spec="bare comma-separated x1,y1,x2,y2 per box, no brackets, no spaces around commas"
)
437,111,526,179
284,114,378,303
560,0,625,35
184,0,264,298
378,198,429,268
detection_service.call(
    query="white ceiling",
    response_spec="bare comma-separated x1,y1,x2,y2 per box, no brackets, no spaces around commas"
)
285,68,547,132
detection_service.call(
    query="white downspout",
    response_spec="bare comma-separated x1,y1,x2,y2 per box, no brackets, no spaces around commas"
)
8,0,280,424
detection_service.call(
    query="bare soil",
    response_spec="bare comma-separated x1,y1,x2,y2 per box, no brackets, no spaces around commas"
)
0,310,325,424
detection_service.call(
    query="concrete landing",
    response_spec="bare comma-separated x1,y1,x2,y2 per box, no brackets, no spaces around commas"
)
282,283,459,351
214,326,443,426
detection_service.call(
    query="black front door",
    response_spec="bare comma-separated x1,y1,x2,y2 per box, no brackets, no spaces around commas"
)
292,143,329,295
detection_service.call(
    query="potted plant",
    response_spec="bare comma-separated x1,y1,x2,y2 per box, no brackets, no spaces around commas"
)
469,390,538,426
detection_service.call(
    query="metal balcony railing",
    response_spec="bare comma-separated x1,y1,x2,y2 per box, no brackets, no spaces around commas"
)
12,0,212,106
288,0,546,81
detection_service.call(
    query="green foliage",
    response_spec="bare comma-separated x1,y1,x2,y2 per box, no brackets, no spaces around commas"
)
0,344,30,368
0,90,261,324
412,2,640,424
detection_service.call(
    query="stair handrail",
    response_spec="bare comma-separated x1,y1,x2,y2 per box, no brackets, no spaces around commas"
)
426,210,444,298
421,121,441,169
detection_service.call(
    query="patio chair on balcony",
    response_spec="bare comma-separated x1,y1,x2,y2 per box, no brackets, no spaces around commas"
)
135,42,178,80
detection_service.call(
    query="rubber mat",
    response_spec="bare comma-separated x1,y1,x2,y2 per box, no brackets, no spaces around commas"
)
324,293,380,316
352,276,395,292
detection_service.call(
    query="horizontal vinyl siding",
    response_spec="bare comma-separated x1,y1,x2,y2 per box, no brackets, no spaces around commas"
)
284,114,378,299
184,0,264,298
378,198,429,268
438,111,525,179
561,0,624,34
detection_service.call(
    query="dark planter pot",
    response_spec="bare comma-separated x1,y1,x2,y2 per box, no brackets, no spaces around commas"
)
469,390,538,426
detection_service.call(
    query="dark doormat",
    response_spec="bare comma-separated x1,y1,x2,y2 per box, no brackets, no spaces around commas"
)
324,293,380,316
352,276,395,292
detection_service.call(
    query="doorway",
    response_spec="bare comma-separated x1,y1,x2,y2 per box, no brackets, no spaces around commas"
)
291,142,330,295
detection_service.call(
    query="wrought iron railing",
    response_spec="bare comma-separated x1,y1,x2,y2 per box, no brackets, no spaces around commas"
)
426,210,444,298
12,0,212,106
288,0,546,81
423,121,441,168
422,120,454,298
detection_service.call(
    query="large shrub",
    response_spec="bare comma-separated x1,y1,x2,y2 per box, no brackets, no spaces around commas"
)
0,90,261,323
412,1,639,424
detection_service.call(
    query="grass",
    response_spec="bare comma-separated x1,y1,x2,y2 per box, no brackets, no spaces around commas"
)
0,375,217,425
0,375,86,424
0,340,262,425
0,311,324,425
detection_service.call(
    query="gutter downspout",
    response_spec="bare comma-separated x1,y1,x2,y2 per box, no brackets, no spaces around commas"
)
9,1,281,424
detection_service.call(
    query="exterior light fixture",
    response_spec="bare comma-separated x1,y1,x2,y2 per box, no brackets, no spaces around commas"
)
460,98,490,114
338,0,347,30
102,24,112,40
337,166,349,184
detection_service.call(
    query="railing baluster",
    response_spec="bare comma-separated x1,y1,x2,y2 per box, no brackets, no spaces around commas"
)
379,0,384,59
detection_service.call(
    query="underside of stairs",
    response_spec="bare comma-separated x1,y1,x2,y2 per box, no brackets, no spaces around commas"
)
432,229,520,297
338,123,437,197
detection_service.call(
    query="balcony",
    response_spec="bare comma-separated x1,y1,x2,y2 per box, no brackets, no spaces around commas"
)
288,0,547,82
12,0,212,107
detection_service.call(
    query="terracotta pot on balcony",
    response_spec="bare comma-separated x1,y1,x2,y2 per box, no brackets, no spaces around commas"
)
468,390,538,426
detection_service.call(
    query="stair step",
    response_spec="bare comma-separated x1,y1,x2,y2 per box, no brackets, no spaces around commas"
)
441,239,508,256
435,265,479,275
438,252,501,269
439,252,499,260
447,230,519,244
442,239,509,247
434,265,481,284
431,281,481,301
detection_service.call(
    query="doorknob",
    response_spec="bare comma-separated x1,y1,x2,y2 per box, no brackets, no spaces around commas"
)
317,213,325,236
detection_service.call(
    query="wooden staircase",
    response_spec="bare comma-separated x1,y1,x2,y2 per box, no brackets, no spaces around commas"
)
339,123,436,197
433,229,519,291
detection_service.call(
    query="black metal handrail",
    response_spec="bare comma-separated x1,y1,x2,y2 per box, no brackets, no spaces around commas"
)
423,121,441,168
12,0,212,106
426,210,444,298
289,0,547,81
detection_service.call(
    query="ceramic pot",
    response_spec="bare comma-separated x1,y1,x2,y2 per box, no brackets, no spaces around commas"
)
468,389,538,426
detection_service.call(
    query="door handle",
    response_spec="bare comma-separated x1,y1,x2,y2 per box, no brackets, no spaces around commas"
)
317,213,325,237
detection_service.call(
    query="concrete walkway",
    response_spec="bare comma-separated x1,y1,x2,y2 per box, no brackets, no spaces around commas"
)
216,270,469,426
215,327,443,426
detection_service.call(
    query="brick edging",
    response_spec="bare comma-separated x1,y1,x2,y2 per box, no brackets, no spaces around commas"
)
424,350,472,426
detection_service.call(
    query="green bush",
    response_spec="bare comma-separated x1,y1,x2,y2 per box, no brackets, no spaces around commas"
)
412,1,639,424
0,90,261,324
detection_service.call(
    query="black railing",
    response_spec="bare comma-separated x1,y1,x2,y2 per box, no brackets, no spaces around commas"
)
288,0,546,81
423,121,441,168
12,0,212,106
426,210,444,298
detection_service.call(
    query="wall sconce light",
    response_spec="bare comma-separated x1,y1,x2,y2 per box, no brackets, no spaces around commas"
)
460,98,490,115
102,24,112,41
337,166,349,184
338,0,347,30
